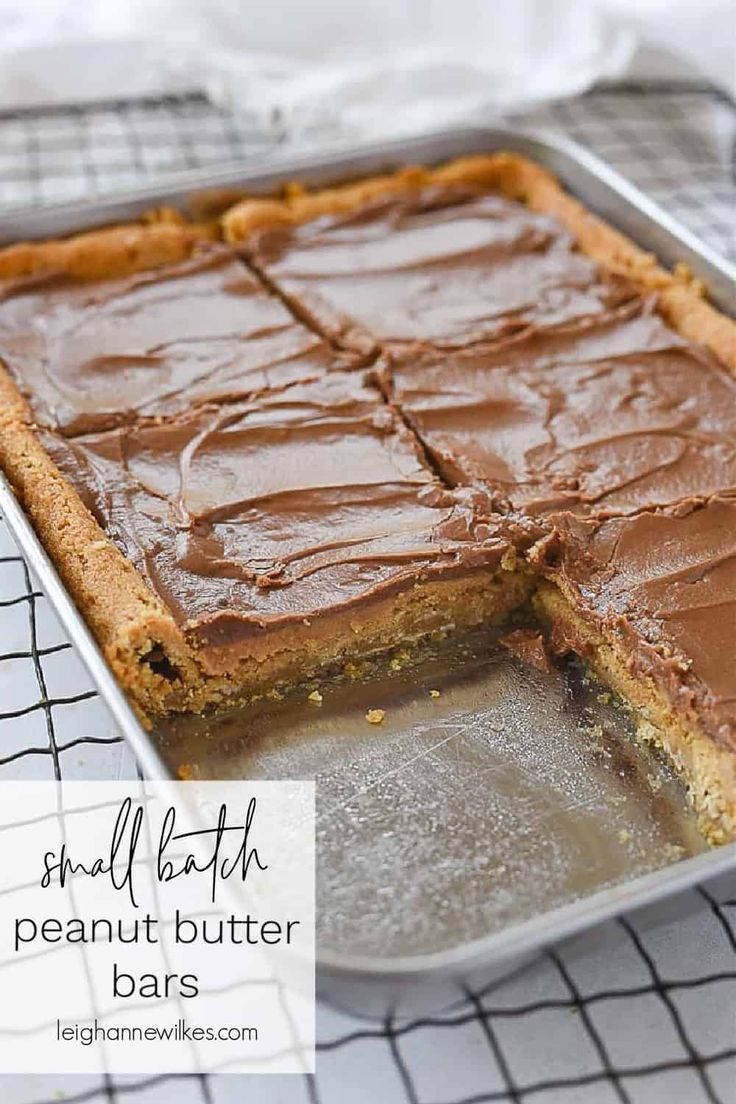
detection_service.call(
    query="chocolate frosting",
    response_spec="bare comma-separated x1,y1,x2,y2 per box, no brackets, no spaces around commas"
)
248,185,633,353
0,244,358,435
43,372,510,647
386,299,736,517
6,178,734,758
542,497,736,750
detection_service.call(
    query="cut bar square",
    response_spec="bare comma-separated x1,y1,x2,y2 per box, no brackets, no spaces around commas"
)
231,172,631,356
224,154,734,369
382,298,736,517
34,371,529,714
0,238,362,436
532,497,736,843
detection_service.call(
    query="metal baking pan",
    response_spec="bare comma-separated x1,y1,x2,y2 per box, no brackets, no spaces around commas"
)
1,127,735,1019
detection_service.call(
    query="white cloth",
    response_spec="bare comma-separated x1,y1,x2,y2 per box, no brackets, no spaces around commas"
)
193,0,636,140
0,0,636,136
0,0,732,142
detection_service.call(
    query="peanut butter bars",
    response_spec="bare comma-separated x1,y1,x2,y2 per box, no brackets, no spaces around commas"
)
1,155,734,843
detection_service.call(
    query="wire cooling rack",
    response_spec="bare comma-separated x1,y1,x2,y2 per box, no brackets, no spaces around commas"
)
0,80,733,260
0,81,735,1104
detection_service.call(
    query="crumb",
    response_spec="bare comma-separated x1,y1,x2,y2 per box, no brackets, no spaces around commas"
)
429,689,441,698
501,547,517,571
177,763,195,781
89,539,108,551
389,648,411,672
308,689,323,705
588,723,604,740
365,708,385,725
597,691,612,704
499,628,552,673
648,772,663,793
618,829,632,844
345,660,370,679
266,687,283,701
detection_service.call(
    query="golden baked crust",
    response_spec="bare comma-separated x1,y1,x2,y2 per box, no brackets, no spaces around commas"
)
0,221,212,285
0,223,214,719
0,379,193,723
223,153,735,372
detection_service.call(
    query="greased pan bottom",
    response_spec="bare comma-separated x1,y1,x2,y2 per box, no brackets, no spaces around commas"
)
155,625,712,1018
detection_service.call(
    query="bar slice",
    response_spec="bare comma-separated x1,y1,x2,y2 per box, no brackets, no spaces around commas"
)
0,239,361,436
531,496,736,843
227,169,631,356
14,371,530,714
224,155,734,369
382,297,736,517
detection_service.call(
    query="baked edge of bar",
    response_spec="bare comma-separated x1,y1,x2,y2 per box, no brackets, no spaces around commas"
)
0,220,214,283
0,224,226,723
221,152,735,372
533,579,736,844
0,377,196,723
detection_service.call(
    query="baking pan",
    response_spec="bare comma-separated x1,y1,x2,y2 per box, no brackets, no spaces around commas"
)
1,127,735,1019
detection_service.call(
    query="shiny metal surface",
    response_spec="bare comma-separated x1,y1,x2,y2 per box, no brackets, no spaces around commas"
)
1,128,735,1017
157,628,707,962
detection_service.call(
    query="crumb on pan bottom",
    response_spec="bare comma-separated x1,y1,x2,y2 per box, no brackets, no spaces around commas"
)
532,580,736,846
129,564,535,718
